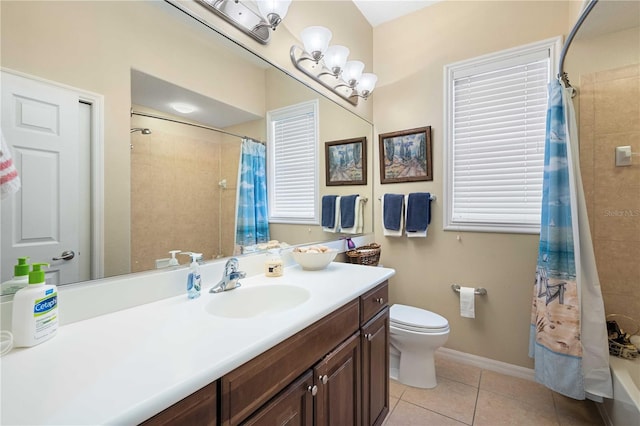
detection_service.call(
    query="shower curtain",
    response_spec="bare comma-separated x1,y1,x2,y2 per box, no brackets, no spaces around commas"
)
235,138,270,249
529,80,612,400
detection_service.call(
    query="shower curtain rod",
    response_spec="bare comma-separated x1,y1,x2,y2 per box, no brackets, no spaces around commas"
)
558,0,598,88
130,109,266,145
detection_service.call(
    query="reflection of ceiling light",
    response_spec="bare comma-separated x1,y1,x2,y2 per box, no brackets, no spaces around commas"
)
171,103,197,114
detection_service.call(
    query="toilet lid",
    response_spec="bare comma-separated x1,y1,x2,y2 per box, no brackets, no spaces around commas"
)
390,304,449,330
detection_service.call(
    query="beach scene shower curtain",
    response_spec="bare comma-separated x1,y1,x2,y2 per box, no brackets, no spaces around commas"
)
529,80,611,400
235,138,269,249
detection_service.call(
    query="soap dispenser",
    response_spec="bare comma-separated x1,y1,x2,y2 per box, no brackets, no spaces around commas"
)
181,252,202,299
168,250,180,267
12,263,58,347
1,257,30,295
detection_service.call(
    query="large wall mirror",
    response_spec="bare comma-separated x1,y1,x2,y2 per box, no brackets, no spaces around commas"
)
1,0,373,288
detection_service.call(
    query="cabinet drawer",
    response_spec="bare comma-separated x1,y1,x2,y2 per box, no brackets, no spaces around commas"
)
360,281,388,326
221,299,359,426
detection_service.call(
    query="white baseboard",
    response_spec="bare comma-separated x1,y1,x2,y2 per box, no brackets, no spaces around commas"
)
437,347,536,382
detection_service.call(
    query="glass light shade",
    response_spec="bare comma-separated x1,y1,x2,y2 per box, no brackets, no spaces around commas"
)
256,0,291,23
342,61,364,86
356,73,377,96
323,45,350,75
300,26,332,59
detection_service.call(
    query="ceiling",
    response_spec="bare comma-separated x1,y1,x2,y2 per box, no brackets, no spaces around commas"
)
576,0,640,39
352,0,440,27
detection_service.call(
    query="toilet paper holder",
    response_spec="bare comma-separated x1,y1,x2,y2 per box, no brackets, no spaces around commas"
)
451,284,487,296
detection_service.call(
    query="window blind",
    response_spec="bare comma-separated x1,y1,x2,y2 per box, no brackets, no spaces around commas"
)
444,39,559,233
267,101,318,223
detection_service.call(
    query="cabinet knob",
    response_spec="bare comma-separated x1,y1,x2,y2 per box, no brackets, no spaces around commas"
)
365,333,373,341
319,374,328,384
374,297,384,304
308,385,318,396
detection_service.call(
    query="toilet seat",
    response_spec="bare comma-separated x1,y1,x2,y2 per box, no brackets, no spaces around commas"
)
390,304,449,333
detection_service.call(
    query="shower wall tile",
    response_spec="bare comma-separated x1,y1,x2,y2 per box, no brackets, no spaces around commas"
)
602,290,640,326
595,63,640,82
593,76,640,135
581,64,640,320
595,240,640,290
593,185,640,242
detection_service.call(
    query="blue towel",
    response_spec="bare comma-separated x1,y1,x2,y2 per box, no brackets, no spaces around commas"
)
321,195,338,227
340,195,358,229
406,192,431,232
383,194,404,231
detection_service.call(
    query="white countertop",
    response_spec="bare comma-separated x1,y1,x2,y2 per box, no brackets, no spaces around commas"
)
0,262,394,425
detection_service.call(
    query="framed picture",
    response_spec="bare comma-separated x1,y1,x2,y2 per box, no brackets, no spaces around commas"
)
325,137,367,186
379,126,432,184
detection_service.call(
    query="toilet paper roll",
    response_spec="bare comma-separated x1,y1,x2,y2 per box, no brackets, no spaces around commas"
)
460,286,475,319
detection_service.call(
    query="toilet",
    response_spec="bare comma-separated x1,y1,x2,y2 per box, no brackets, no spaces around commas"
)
389,304,450,389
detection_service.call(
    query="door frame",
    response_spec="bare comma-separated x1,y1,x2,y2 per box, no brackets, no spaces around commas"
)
2,68,105,280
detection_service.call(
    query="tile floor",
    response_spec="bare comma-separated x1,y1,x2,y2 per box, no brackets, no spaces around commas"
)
383,353,604,426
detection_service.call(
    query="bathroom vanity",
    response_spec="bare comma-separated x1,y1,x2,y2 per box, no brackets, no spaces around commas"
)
0,262,393,425
143,281,390,426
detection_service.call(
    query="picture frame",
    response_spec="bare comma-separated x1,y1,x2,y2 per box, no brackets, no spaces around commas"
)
379,126,432,184
325,136,367,186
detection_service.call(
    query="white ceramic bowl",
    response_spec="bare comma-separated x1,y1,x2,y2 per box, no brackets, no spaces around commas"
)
290,250,338,271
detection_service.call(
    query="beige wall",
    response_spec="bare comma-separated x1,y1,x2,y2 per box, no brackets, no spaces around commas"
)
371,1,573,368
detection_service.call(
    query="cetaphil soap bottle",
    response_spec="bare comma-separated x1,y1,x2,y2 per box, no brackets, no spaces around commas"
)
11,263,58,347
183,252,202,299
1,257,30,295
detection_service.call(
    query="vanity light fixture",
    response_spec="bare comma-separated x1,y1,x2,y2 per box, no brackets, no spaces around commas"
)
196,0,291,44
291,26,377,106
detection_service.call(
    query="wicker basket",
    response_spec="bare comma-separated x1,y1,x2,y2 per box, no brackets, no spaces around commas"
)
346,243,381,266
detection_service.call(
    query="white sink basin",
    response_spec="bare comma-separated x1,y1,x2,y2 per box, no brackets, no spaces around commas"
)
205,284,310,318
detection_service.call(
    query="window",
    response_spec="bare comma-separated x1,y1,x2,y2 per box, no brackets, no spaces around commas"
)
267,100,319,224
444,37,561,234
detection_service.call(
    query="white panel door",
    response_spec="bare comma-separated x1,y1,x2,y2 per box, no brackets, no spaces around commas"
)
1,71,89,286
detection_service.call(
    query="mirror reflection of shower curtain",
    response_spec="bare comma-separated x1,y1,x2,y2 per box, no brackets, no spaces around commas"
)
235,138,269,251
529,80,612,401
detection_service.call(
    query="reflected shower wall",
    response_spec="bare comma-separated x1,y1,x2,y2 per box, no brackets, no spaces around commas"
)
130,106,251,271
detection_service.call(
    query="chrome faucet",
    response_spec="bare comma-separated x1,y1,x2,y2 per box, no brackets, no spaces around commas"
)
210,258,246,293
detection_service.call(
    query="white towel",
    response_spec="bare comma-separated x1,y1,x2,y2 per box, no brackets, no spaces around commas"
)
341,196,363,234
381,195,403,237
0,129,21,199
459,286,475,318
322,196,341,233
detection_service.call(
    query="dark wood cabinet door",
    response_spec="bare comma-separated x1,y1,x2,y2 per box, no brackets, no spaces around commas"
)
314,332,361,426
140,381,217,426
221,300,359,426
242,371,314,426
361,307,389,426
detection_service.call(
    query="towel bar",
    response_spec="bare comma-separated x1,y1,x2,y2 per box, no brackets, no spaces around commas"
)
377,195,436,201
451,284,487,296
